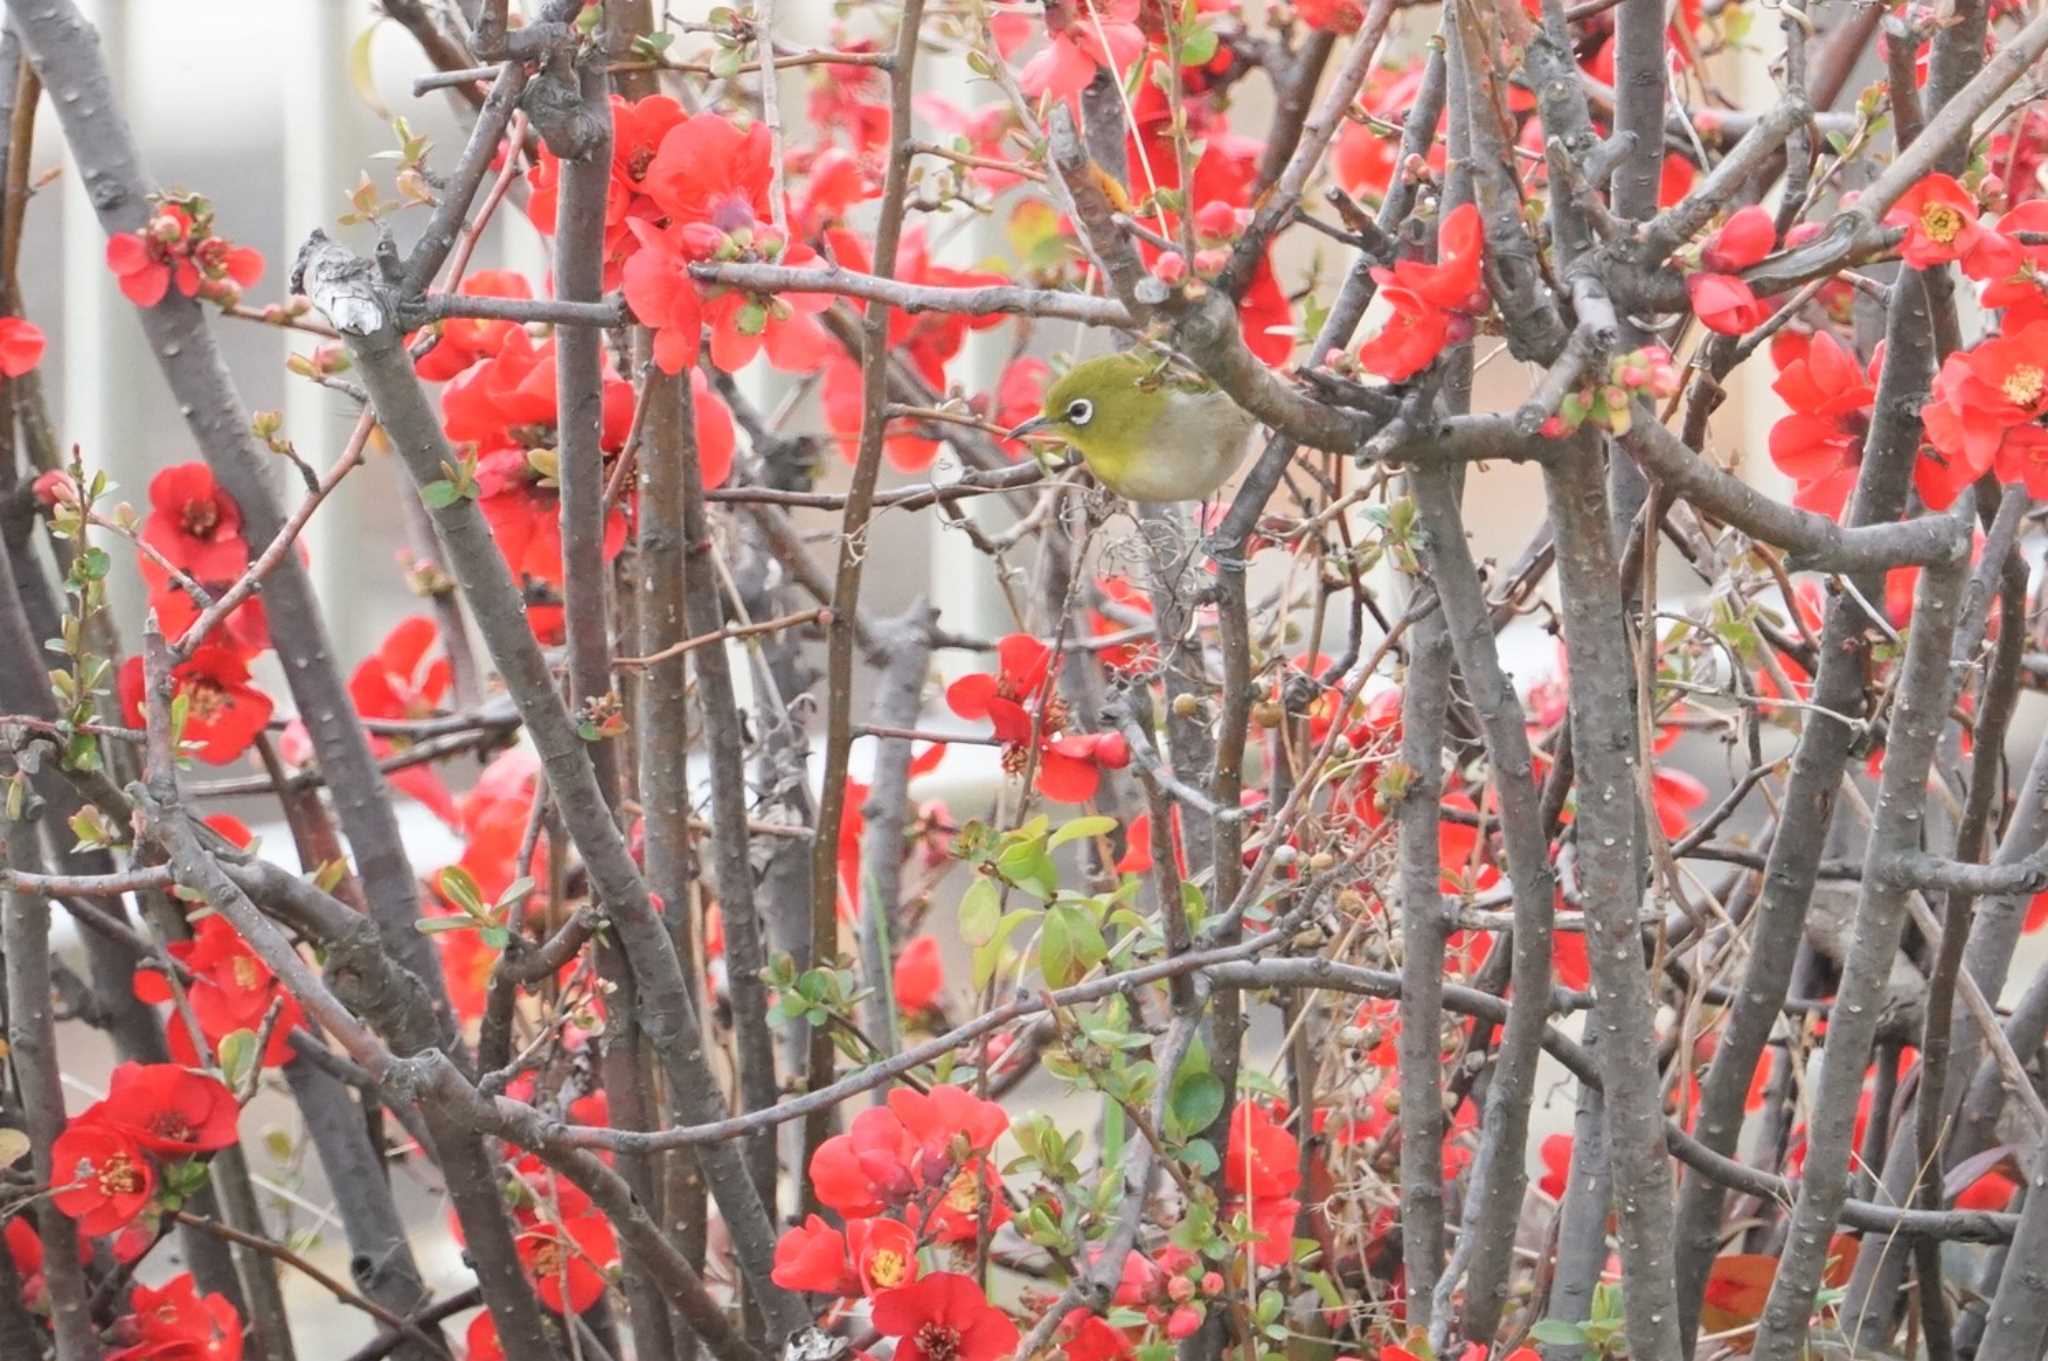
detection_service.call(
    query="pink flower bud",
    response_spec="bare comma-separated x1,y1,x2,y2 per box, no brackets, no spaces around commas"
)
1701,204,1776,273
1152,251,1189,286
1199,1272,1224,1296
1167,1306,1204,1340
1194,200,1239,239
1193,248,1229,276
32,469,79,507
1538,415,1566,438
1167,1275,1195,1303
1620,363,1650,388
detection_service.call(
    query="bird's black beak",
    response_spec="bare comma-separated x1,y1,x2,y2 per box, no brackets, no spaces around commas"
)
1005,415,1053,440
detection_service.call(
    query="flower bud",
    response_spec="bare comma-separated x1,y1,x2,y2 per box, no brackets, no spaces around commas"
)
1091,731,1131,770
1152,250,1189,286
1166,1306,1204,1340
1192,247,1228,276
1170,693,1202,719
1167,1275,1195,1304
1200,1272,1224,1296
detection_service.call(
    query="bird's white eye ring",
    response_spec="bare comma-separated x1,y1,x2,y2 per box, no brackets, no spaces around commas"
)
1066,398,1094,426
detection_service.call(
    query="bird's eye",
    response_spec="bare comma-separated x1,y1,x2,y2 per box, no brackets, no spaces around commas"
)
1066,398,1094,426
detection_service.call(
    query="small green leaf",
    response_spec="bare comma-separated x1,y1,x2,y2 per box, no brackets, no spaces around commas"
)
1170,1070,1225,1134
1049,814,1117,850
1528,1319,1588,1345
419,479,461,509
958,877,1000,946
217,1029,258,1091
1179,24,1219,67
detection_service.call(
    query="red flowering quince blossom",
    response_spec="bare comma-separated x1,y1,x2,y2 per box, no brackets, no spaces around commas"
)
109,1273,246,1361
339,614,462,827
946,633,1131,803
1919,319,2048,507
894,934,946,1014
105,198,263,309
1358,203,1486,382
136,916,304,1068
992,0,1145,108
528,93,687,287
1883,172,2019,278
514,1210,619,1314
1981,198,2048,328
1699,204,1778,274
1768,330,1880,518
86,1061,241,1156
50,1118,157,1235
143,461,248,582
0,315,44,376
644,111,775,237
872,1272,1020,1361
1225,1102,1303,1266
1687,270,1771,336
413,269,534,382
117,646,274,766
773,1214,922,1298
621,217,716,374
808,1085,1013,1243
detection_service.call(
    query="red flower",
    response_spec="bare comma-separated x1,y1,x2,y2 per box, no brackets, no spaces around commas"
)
1700,204,1776,273
144,462,248,582
1920,320,2048,502
621,218,711,375
466,1314,504,1361
90,1062,240,1156
1884,173,2017,277
0,316,44,376
527,94,688,288
701,238,835,375
136,916,302,1068
773,1214,856,1295
347,616,459,826
946,633,1116,803
1769,331,1879,519
872,1272,1020,1361
824,352,938,471
1225,1102,1303,1266
807,42,893,153
515,1212,618,1314
894,935,945,1014
51,1119,156,1235
118,647,274,766
889,1083,1009,1158
1333,61,1446,201
1358,203,1484,381
645,113,775,238
105,203,263,309
414,270,534,382
1982,198,2048,329
1992,423,2048,499
1687,272,1770,335
1539,1132,1573,1199
997,0,1145,109
1297,0,1365,31
849,1215,921,1296
811,1106,921,1217
110,1273,245,1361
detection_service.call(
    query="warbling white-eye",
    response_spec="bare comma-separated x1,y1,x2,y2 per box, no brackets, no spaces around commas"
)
1005,351,1259,503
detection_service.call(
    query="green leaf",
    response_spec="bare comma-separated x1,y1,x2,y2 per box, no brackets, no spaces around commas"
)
958,876,1000,946
1527,1320,1588,1346
216,1029,258,1092
1049,814,1117,850
1040,906,1077,988
348,21,392,121
996,839,1058,899
1170,1070,1225,1135
439,864,485,916
415,916,474,934
419,479,461,509
1179,23,1219,67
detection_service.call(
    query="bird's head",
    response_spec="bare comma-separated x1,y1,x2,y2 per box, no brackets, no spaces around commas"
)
1004,352,1166,471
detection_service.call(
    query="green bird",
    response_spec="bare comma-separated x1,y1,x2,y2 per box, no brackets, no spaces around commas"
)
1005,351,1259,503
